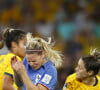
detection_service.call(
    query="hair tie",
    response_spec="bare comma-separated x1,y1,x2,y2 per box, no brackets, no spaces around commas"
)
9,29,15,33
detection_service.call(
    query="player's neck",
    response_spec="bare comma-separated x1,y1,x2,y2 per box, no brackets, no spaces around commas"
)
82,76,96,86
42,59,47,65
9,51,24,60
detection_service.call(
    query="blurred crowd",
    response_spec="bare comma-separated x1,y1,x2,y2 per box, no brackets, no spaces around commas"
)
0,0,100,89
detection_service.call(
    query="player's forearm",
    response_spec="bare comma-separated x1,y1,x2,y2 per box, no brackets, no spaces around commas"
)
14,71,23,87
18,87,23,90
20,71,39,90
2,84,16,90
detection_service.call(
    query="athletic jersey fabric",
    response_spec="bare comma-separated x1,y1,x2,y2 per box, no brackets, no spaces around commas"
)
63,73,100,90
0,53,22,90
23,57,57,90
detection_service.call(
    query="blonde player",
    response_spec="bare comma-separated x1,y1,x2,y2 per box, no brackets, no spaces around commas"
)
0,28,27,90
63,49,100,90
11,35,63,90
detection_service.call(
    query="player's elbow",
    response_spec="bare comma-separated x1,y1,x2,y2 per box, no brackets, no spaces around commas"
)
2,84,15,90
3,74,15,90
2,84,9,90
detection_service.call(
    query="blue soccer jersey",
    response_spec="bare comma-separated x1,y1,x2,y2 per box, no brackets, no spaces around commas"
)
23,57,57,90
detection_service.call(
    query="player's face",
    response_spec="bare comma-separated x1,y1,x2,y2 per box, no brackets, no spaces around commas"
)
26,52,45,70
75,58,90,80
16,37,27,58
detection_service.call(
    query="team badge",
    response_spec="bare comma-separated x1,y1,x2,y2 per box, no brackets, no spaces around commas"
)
35,74,41,83
42,74,52,84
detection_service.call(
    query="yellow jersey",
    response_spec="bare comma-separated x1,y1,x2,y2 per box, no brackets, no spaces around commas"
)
0,53,22,90
63,73,100,90
0,55,6,63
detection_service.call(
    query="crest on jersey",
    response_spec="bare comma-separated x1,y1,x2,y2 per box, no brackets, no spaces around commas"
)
41,74,52,84
35,74,41,83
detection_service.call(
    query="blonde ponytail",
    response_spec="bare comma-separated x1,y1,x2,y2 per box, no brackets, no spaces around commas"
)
37,37,63,69
26,35,63,69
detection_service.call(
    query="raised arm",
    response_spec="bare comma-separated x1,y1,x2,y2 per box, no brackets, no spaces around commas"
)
13,61,48,90
13,71,23,89
11,56,23,90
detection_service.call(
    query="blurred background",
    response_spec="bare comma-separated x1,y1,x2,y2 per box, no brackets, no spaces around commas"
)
0,0,100,89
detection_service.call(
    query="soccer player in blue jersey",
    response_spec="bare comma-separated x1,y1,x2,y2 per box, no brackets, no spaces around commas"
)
11,33,63,90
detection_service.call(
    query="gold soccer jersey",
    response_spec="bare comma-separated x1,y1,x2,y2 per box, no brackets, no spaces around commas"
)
63,73,100,90
0,53,22,90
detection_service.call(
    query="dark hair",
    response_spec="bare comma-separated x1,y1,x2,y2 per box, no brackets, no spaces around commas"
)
0,28,26,50
82,51,100,75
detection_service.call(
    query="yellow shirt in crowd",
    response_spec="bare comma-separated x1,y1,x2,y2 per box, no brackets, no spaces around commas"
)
63,73,100,90
0,53,22,90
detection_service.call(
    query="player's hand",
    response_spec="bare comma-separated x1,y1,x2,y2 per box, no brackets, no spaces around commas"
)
13,61,26,75
11,56,18,70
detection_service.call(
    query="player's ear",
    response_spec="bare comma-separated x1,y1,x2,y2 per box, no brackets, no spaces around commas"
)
11,42,18,49
42,51,46,58
88,70,94,76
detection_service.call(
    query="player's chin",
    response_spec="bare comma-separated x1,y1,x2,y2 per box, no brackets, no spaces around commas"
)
33,66,40,70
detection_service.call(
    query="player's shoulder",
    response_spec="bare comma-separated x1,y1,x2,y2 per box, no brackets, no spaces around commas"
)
0,55,6,58
45,61,57,73
63,73,77,90
3,53,22,63
5,53,14,58
66,73,76,82
0,53,11,62
42,61,57,79
0,55,6,61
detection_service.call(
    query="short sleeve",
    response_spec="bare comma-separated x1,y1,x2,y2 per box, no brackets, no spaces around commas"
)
38,67,57,90
4,57,13,76
0,55,6,62
5,55,22,76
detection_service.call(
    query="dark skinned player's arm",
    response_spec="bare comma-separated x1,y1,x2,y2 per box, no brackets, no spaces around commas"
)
2,74,16,90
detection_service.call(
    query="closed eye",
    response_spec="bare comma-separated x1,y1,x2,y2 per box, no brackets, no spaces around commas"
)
28,61,36,63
